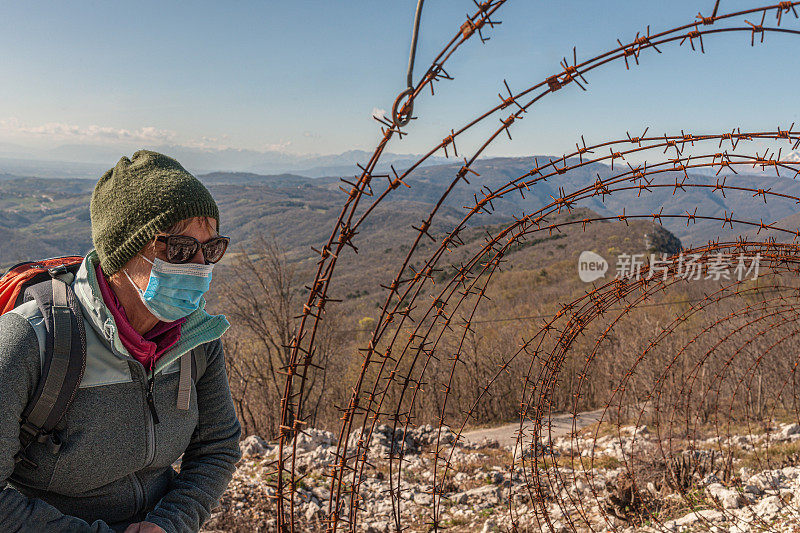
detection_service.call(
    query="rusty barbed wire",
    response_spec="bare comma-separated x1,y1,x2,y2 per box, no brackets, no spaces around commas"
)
275,1,508,529
273,1,800,532
319,139,800,531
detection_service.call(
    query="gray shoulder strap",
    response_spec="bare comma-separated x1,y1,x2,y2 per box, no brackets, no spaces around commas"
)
175,345,208,410
17,276,87,469
176,352,192,410
191,345,208,382
23,279,71,429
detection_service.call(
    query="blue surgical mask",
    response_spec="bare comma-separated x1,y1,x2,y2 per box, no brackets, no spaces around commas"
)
124,255,214,322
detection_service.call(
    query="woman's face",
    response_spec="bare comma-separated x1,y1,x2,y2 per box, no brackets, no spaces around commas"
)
118,216,218,290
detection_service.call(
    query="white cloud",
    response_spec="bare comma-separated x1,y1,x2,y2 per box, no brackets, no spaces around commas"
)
0,117,176,144
0,117,299,155
263,141,293,152
372,107,387,120
180,136,233,150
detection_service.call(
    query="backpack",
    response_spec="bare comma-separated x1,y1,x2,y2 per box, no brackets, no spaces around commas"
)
0,256,206,469
0,256,86,469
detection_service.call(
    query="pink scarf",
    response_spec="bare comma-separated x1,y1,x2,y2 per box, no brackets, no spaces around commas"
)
95,262,185,372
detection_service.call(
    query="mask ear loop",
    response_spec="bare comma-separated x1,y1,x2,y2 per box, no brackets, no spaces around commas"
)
123,269,145,297
123,254,155,296
122,257,174,323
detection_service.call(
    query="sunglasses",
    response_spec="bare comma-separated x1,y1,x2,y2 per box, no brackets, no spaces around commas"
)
155,234,230,264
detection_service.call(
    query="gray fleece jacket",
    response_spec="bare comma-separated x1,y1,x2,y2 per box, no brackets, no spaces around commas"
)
0,251,242,532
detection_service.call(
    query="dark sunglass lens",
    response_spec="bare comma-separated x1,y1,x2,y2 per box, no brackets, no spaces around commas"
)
202,238,228,263
168,236,199,263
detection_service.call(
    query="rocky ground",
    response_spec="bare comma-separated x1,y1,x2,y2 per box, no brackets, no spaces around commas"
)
201,422,800,532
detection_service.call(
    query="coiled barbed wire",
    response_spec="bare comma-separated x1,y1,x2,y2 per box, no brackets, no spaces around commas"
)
274,2,800,531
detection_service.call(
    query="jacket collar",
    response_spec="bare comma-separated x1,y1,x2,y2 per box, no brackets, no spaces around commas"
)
73,250,230,373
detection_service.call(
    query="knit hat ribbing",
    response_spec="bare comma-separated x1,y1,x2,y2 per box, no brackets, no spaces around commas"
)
90,150,219,276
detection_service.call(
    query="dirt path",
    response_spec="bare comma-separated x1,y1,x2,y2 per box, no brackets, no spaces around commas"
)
462,409,606,448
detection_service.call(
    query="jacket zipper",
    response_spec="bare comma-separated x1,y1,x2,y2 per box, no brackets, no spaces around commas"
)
146,361,160,425
98,319,159,470
141,363,158,469
103,330,156,518
129,473,145,516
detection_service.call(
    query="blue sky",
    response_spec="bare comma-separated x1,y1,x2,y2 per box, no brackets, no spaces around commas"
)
0,0,797,162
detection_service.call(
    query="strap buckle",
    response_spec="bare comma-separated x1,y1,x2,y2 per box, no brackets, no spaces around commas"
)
15,422,41,469
16,422,62,469
48,265,69,277
19,421,41,445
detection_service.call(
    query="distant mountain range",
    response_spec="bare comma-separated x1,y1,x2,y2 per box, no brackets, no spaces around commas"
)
1,154,799,270
1,141,797,184
199,156,800,248
0,143,450,179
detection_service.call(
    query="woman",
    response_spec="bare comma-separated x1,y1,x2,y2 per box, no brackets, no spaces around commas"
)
0,151,242,532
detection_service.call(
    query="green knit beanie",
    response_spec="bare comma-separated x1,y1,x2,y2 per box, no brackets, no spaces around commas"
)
91,150,220,276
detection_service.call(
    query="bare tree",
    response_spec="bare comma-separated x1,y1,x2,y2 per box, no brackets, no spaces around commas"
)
218,234,342,438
